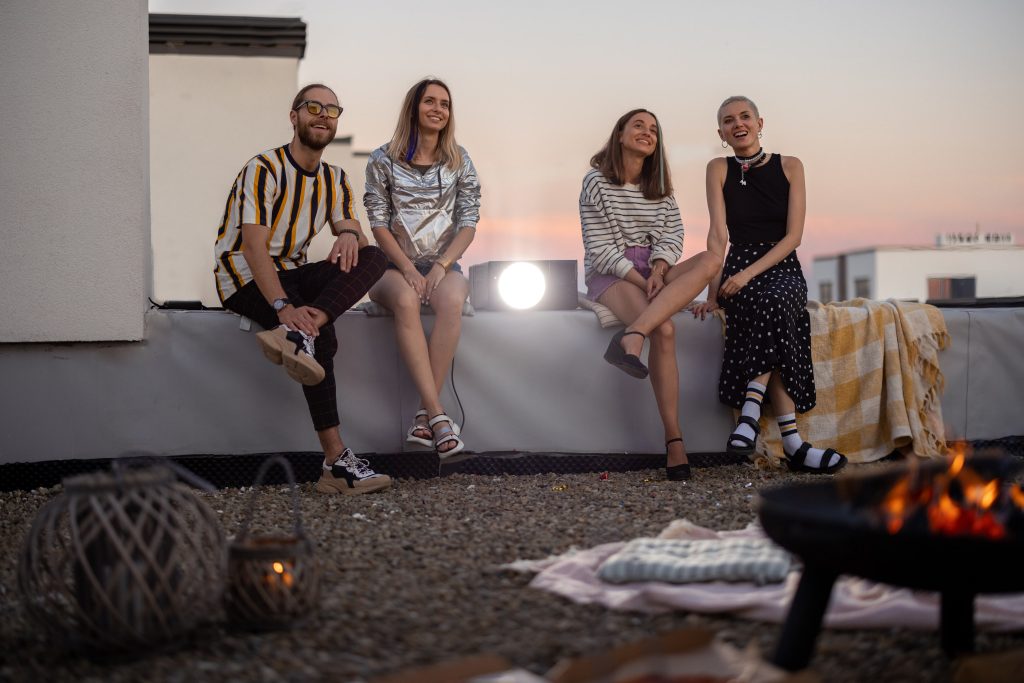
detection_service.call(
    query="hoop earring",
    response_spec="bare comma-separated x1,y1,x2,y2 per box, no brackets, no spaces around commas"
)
758,131,763,139
721,140,728,148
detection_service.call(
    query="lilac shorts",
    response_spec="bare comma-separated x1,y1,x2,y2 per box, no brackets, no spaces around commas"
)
586,246,652,302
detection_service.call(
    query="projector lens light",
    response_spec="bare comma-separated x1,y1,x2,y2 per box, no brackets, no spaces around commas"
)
497,262,546,310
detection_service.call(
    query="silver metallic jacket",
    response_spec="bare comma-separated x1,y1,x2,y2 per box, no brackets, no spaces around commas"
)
364,145,481,264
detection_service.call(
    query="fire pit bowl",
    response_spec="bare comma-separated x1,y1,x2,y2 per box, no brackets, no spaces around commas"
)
758,453,1024,671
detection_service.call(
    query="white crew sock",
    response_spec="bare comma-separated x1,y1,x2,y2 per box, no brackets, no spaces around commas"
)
729,381,767,448
777,413,840,469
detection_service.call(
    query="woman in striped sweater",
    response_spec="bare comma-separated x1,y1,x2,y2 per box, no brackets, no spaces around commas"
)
581,109,719,480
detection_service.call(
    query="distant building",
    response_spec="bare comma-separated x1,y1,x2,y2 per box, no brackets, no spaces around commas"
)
811,233,1023,303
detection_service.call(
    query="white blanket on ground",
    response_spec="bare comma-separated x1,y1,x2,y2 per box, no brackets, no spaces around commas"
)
516,520,1024,631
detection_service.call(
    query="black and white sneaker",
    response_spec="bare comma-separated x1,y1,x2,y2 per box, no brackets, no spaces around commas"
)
256,325,325,386
314,448,392,495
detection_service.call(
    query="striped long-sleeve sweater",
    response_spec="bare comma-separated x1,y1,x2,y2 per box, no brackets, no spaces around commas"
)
579,168,684,284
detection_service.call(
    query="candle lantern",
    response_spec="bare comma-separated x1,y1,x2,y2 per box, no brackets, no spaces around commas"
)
17,464,226,653
225,456,319,630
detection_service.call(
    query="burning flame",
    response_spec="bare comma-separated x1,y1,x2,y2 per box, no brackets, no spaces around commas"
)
269,560,294,588
879,443,1021,540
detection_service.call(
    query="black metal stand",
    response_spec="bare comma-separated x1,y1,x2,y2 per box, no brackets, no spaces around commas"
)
772,564,839,671
940,590,975,656
774,569,979,670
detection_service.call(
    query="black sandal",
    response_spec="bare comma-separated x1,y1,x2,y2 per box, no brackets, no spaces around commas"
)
665,437,691,481
785,442,848,474
726,415,760,457
604,329,648,379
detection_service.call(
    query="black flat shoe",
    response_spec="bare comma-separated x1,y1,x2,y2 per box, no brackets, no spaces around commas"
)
604,329,648,379
665,437,691,480
726,415,761,457
785,443,848,474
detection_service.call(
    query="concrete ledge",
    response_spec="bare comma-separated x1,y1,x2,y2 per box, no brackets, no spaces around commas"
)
1,307,1020,463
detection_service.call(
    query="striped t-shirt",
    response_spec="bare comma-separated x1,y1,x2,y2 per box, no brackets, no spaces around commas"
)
213,144,357,303
579,168,684,283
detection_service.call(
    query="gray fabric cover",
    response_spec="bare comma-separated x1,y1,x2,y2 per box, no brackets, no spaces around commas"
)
0,308,1019,463
597,537,792,586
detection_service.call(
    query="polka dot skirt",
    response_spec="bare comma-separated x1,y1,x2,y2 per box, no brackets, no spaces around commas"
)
718,242,816,412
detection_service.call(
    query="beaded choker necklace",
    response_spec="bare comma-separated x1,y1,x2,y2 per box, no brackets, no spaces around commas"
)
733,148,766,186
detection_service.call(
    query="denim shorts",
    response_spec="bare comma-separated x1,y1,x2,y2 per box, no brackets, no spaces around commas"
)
386,261,463,276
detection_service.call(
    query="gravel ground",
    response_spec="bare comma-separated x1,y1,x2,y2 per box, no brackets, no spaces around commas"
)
1,461,1022,682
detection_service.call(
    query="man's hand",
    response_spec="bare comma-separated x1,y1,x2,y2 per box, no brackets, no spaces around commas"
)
423,263,446,304
277,304,321,337
329,232,359,272
690,300,720,320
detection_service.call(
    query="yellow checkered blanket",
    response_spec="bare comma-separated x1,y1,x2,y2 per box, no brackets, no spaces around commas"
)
755,299,950,465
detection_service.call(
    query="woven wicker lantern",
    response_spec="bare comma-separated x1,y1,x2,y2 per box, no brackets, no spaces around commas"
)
17,464,226,653
225,456,320,630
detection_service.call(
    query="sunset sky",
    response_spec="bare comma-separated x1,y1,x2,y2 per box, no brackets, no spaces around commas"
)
153,0,1023,275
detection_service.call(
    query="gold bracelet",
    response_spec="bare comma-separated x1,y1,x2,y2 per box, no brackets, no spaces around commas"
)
437,257,452,272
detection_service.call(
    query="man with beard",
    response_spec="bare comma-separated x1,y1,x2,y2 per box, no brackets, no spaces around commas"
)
214,84,391,495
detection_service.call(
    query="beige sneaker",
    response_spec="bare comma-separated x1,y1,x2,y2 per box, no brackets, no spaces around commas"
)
314,449,392,495
256,325,325,386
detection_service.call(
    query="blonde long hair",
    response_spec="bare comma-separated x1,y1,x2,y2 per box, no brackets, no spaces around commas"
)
385,78,462,171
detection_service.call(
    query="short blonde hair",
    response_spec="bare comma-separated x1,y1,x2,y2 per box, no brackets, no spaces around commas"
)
717,95,760,123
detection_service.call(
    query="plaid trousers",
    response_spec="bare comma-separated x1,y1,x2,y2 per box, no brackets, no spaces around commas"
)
223,246,387,431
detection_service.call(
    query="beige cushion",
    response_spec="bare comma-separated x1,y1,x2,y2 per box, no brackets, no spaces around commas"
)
577,292,623,328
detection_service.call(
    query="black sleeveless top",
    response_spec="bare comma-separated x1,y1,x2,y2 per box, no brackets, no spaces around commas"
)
723,152,789,244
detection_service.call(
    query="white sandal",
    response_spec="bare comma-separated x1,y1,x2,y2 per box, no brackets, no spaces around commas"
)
405,409,433,447
429,413,465,459
407,409,461,448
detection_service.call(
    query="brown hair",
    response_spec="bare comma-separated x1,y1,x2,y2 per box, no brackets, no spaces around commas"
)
590,108,672,199
385,78,462,171
291,83,337,112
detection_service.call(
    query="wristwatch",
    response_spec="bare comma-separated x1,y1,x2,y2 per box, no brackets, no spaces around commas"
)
272,297,291,312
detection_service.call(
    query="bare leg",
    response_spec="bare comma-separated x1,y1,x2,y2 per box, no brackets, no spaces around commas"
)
766,372,795,414
648,319,688,467
318,427,345,464
426,272,470,394
369,270,443,417
619,251,718,357
599,281,687,466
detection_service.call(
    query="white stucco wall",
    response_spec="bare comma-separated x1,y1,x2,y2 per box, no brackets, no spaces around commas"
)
845,252,877,299
875,247,1024,301
810,256,838,302
0,0,149,341
150,55,299,307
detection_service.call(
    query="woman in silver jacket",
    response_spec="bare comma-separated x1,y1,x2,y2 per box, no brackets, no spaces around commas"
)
364,78,480,457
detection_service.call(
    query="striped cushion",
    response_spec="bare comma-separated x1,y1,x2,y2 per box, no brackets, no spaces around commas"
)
596,537,792,585
577,293,623,328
